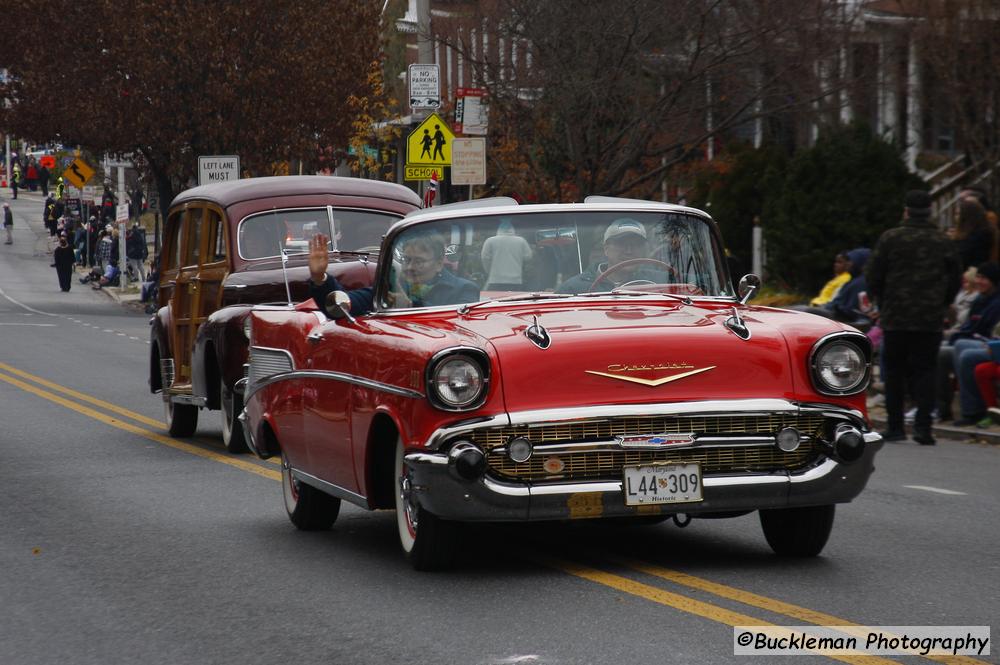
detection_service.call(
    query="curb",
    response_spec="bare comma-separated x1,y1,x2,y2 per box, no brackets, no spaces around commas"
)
868,411,1000,445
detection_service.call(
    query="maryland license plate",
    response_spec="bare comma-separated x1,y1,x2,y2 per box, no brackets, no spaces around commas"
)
623,463,702,506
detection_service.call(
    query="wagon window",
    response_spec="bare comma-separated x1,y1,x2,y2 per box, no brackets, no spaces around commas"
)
238,208,397,260
164,211,184,271
183,208,202,267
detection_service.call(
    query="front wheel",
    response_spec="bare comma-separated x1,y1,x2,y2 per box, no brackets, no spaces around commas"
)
221,386,248,454
395,438,456,570
759,504,835,557
165,399,198,437
282,452,340,530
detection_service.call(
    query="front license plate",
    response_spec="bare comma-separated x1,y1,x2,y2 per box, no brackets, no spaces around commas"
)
623,463,702,506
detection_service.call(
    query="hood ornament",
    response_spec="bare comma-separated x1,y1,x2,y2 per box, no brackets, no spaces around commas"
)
586,365,715,386
524,316,551,349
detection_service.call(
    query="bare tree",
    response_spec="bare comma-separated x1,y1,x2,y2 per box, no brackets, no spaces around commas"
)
909,0,1000,199
0,1,385,209
434,0,856,201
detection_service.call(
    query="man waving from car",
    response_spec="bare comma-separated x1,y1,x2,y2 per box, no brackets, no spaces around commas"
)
308,233,374,317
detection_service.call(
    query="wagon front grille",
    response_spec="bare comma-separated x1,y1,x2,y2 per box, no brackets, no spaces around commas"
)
468,413,827,482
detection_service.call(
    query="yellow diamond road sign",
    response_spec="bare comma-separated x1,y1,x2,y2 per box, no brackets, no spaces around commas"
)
406,112,455,166
64,158,95,188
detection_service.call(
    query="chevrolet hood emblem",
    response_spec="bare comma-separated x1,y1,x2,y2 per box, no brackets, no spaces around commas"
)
585,365,716,386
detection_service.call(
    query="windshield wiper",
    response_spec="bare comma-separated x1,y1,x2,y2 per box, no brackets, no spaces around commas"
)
457,292,575,315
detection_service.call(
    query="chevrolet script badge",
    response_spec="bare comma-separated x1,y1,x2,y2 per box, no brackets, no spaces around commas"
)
585,365,716,386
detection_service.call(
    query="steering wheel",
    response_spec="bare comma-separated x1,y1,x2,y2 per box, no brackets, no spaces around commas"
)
591,258,677,291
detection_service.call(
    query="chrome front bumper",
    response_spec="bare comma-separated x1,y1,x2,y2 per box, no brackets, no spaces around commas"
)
404,432,883,522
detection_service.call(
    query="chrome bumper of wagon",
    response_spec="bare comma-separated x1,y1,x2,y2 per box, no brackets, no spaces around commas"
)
404,431,883,522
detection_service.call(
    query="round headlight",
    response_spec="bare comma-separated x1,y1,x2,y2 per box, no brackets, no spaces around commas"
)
431,355,485,408
813,341,867,393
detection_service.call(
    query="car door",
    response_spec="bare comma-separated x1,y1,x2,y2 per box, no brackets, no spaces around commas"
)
170,206,202,388
192,206,228,336
301,321,357,493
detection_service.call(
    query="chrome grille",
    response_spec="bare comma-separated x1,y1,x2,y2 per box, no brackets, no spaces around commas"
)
249,348,294,385
469,413,827,481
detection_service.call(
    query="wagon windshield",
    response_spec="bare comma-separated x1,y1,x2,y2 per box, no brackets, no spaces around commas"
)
238,208,394,260
379,211,733,310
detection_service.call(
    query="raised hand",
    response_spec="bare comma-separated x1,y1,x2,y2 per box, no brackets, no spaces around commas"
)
309,233,329,285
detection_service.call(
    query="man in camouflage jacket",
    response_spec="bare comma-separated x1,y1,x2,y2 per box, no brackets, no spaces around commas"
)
866,190,962,444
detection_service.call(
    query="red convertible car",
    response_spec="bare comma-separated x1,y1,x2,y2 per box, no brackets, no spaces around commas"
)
240,196,882,569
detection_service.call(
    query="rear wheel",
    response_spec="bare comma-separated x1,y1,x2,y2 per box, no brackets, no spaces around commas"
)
164,399,198,437
282,452,340,530
394,438,456,570
221,386,248,454
759,504,835,557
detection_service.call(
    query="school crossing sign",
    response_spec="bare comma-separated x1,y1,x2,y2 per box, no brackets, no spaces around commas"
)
406,112,455,169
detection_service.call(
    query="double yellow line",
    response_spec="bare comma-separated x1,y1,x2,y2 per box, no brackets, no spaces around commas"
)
0,361,280,481
0,361,989,664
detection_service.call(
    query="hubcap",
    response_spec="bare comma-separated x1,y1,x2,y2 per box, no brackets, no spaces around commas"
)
399,475,418,534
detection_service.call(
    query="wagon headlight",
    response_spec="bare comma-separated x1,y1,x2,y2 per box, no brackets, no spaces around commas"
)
427,350,489,410
242,316,252,341
810,335,870,395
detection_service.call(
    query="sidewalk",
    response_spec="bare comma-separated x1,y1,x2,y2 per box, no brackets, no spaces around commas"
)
867,395,1000,445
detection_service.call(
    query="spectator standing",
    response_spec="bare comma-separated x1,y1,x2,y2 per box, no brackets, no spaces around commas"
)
26,161,38,192
10,166,19,199
3,202,13,244
866,189,962,445
481,220,533,290
125,222,148,281
953,197,995,270
53,234,76,292
38,164,50,196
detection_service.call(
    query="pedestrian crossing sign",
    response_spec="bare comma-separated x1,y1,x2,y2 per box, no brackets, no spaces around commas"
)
406,113,455,166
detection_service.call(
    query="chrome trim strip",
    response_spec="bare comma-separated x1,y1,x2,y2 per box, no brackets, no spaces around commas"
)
244,369,423,403
424,399,865,450
787,457,841,484
493,435,784,456
290,468,368,507
170,393,207,407
508,399,800,427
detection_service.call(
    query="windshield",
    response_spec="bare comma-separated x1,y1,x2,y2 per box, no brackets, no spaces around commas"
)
238,208,395,260
379,211,733,310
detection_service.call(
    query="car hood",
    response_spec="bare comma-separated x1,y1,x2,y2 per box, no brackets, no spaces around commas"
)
451,301,799,414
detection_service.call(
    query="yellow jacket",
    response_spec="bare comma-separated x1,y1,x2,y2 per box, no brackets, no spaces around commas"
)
809,272,851,307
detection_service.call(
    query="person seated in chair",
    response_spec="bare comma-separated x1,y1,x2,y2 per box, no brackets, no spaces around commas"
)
91,258,121,289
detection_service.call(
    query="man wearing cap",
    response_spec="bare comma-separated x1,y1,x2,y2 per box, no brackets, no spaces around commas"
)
557,218,666,294
867,189,962,444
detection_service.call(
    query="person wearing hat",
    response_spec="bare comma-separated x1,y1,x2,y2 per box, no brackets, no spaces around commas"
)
56,176,65,200
2,202,13,244
866,189,962,444
556,218,667,294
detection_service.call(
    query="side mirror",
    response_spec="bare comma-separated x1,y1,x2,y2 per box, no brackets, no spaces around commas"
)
324,290,355,322
738,274,761,305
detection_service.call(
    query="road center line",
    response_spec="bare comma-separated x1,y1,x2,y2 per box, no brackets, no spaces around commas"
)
538,557,896,664
0,361,281,465
0,322,57,326
0,369,280,481
903,485,968,496
609,555,986,665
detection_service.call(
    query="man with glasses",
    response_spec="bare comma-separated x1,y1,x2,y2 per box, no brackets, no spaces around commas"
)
389,231,479,308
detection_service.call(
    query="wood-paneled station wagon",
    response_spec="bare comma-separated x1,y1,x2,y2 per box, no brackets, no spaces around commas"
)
148,176,421,452
240,196,883,569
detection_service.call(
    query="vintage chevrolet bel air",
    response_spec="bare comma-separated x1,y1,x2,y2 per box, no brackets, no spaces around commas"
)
239,196,882,570
149,175,420,452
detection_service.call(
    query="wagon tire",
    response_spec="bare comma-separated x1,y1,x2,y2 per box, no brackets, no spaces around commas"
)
165,399,198,437
221,386,249,454
394,438,457,571
282,452,340,530
759,504,835,557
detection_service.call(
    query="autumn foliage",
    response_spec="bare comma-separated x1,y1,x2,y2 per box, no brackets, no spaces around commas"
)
0,1,384,208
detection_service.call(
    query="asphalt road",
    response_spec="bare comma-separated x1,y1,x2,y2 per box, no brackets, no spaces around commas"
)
1,190,997,664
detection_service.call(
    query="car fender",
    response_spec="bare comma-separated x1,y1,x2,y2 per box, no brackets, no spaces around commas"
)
148,306,172,393
193,305,253,408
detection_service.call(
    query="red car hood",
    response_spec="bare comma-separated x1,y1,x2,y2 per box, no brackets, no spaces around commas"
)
452,301,799,414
